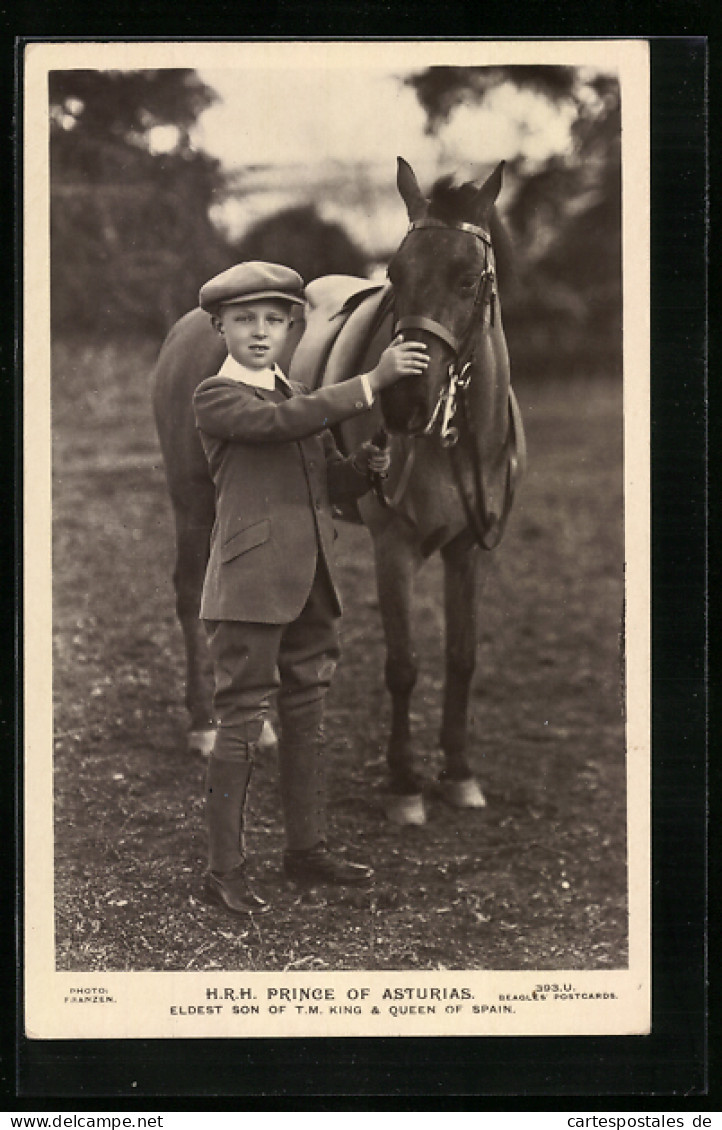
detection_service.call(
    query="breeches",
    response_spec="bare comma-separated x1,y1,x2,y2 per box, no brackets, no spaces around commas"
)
204,559,340,760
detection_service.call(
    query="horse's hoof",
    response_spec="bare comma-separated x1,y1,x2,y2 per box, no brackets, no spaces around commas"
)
439,777,487,809
258,719,278,753
386,793,426,825
188,728,216,757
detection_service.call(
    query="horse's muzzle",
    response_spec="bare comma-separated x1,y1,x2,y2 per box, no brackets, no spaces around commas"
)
379,380,431,435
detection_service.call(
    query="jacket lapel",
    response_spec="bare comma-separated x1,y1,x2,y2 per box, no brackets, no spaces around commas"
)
252,384,289,403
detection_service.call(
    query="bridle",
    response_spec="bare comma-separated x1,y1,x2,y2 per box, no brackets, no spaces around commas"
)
387,216,525,551
394,216,496,375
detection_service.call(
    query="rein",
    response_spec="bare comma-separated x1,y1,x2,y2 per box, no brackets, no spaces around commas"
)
388,216,523,551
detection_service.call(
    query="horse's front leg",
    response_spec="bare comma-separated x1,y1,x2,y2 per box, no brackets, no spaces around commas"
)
438,534,487,808
371,521,426,824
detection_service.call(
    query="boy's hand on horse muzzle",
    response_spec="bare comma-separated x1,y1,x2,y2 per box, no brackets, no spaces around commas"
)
366,335,428,392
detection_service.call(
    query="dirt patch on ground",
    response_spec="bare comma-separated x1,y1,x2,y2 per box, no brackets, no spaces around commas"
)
51,339,627,972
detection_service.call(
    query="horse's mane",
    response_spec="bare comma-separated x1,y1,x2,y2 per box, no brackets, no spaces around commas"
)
427,175,516,300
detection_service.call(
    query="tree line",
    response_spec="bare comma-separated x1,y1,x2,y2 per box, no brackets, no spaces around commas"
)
50,66,621,377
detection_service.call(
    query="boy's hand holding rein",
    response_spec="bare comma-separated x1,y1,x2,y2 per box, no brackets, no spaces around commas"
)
365,334,428,393
351,440,391,479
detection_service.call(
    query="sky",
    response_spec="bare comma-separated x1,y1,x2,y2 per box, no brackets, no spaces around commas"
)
190,68,577,174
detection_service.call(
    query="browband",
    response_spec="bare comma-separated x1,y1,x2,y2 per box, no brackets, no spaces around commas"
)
407,217,493,246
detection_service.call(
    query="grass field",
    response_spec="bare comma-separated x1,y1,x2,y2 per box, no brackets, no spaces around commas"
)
51,336,626,972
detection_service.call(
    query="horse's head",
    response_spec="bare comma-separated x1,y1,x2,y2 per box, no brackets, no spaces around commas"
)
381,157,507,436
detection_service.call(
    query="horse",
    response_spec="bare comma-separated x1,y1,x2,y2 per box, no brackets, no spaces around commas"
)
151,156,525,825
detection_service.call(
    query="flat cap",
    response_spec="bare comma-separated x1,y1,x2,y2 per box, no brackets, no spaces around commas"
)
199,261,306,313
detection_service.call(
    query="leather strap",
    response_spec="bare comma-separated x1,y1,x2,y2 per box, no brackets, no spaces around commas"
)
387,442,417,509
394,315,460,354
394,220,495,358
408,217,492,246
448,386,526,551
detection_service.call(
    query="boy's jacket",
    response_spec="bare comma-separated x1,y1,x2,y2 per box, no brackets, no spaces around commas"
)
193,374,371,623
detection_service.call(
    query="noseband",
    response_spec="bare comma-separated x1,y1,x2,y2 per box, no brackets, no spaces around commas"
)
388,216,525,550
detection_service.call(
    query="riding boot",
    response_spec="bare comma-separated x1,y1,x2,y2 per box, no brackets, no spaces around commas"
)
277,727,327,853
278,728,374,887
205,751,269,915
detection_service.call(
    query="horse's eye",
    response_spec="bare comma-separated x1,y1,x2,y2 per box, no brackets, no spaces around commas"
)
458,275,478,293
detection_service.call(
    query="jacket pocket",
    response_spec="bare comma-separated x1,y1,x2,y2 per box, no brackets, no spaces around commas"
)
220,518,271,563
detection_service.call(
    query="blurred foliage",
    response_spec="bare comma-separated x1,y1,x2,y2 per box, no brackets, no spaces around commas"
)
49,69,217,173
406,66,579,135
50,70,371,337
405,67,622,376
50,65,623,377
233,205,369,285
50,69,235,336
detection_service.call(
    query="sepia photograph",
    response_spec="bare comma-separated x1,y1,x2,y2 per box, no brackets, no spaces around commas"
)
23,39,650,1040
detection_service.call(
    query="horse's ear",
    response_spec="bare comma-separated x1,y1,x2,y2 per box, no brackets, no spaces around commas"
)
397,156,427,221
471,161,505,222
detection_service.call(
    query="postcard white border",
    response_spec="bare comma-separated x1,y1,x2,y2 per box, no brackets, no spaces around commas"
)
23,38,650,1040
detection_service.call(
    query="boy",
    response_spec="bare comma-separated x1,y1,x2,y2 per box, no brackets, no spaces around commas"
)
193,261,428,915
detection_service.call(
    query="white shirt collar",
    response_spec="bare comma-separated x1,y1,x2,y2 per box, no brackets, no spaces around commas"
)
217,354,291,391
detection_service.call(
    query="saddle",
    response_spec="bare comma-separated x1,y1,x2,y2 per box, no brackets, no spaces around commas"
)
290,278,403,524
290,276,390,394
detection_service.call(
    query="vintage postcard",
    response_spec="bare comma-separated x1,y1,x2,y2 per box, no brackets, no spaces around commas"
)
24,38,650,1040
